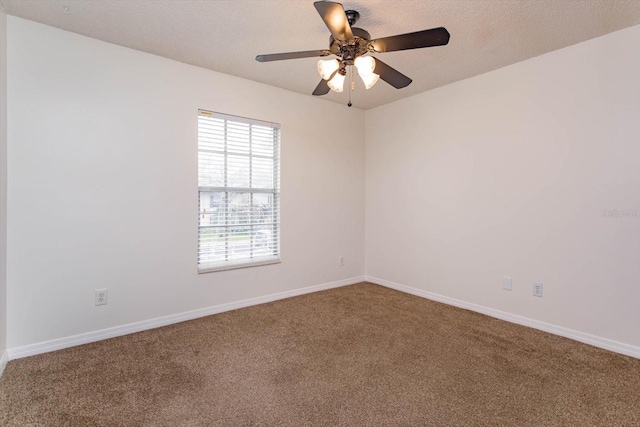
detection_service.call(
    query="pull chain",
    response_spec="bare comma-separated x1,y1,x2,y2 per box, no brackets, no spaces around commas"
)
348,66,353,107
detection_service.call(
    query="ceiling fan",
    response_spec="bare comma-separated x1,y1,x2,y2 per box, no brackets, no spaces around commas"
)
256,1,450,105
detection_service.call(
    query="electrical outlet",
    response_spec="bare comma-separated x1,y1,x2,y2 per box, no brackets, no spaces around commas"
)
533,282,543,298
339,256,344,266
95,288,108,306
502,276,512,291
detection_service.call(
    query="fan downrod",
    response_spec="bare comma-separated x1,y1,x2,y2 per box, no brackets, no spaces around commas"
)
345,10,359,26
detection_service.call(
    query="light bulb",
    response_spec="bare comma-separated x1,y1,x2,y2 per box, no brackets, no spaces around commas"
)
327,72,345,92
360,72,380,90
317,59,340,80
354,56,376,76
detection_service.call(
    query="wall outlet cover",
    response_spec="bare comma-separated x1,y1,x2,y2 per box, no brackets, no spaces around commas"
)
95,288,108,306
533,282,543,298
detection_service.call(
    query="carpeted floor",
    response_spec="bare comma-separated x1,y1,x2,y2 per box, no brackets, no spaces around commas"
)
1,282,639,426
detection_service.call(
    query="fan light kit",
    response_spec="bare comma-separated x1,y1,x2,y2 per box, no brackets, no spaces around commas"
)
256,1,450,107
316,56,378,92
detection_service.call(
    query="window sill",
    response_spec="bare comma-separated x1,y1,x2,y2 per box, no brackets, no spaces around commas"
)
198,256,281,274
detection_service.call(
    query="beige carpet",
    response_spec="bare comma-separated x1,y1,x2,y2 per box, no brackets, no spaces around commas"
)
1,282,639,426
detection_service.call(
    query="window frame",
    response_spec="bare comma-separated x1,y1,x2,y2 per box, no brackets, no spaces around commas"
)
197,110,281,273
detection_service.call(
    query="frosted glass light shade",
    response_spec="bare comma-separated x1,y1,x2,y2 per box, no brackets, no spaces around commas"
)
317,59,340,80
360,72,380,90
327,72,345,92
354,56,376,76
355,56,379,89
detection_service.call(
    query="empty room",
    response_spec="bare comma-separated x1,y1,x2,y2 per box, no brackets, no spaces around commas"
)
0,0,639,425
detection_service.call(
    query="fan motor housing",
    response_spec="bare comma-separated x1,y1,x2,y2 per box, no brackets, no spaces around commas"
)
329,27,371,64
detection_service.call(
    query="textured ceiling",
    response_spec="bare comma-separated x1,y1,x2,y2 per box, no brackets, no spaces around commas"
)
2,0,640,110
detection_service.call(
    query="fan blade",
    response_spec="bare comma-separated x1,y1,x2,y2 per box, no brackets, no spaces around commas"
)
312,79,331,96
256,50,331,62
314,1,353,41
370,27,450,53
373,58,412,89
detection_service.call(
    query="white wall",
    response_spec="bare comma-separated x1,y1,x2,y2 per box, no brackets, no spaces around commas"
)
365,25,640,349
6,16,365,349
0,7,8,368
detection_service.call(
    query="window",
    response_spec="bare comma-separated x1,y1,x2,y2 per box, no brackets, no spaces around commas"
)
197,110,280,273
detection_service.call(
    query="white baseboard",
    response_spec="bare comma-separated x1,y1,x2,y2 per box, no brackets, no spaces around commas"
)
0,349,8,378
8,276,365,360
366,276,640,359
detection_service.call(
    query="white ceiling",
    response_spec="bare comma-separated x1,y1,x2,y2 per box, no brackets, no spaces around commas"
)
2,0,640,110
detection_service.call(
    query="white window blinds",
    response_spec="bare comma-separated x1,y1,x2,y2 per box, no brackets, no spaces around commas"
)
197,110,281,273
